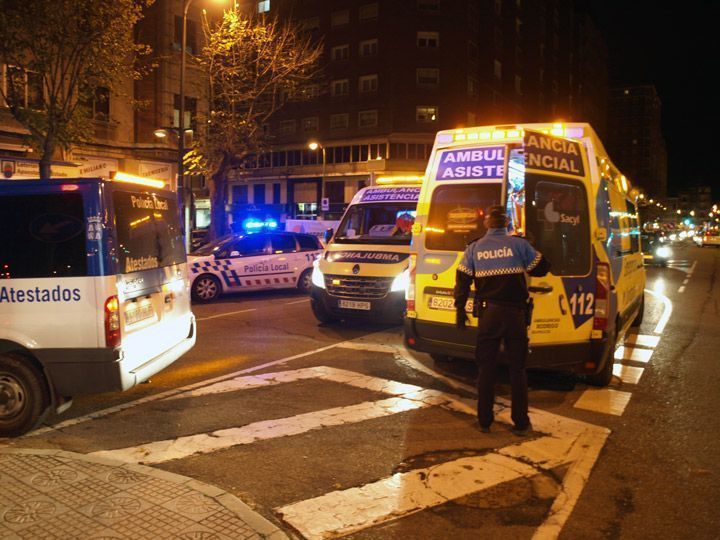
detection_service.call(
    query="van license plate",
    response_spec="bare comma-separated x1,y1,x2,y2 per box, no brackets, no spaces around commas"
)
339,299,371,311
125,303,155,325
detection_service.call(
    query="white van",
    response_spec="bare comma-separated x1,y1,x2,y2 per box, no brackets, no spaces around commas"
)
0,176,196,436
310,181,421,323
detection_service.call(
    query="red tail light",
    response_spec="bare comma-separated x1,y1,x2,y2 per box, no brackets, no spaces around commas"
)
593,262,610,331
406,253,417,312
104,295,121,347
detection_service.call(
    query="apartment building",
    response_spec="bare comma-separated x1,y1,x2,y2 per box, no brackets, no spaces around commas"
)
232,0,608,225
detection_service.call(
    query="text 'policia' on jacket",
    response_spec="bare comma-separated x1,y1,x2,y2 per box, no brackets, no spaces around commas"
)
404,123,646,387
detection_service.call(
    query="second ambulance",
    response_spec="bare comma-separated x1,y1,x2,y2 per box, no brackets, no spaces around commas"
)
310,181,420,323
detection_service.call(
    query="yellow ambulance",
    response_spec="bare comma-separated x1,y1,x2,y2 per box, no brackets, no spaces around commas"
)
404,123,645,386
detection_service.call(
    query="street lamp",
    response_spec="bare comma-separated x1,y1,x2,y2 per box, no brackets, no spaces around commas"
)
308,141,326,217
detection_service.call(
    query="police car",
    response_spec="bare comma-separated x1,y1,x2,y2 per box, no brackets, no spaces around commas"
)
188,231,323,302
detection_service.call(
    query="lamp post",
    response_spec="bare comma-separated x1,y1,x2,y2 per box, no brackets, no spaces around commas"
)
308,141,326,217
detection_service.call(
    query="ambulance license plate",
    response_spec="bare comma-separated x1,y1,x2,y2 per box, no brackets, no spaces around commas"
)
125,303,155,325
339,299,371,311
428,296,455,311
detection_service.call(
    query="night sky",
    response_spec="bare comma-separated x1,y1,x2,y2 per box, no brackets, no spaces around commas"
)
586,1,719,197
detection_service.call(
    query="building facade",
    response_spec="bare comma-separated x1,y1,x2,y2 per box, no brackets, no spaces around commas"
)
607,85,668,198
231,0,609,227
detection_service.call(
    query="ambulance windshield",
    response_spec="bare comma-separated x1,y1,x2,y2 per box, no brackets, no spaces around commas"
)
335,203,417,245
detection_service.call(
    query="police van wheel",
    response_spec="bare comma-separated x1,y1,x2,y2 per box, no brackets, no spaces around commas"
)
192,275,221,302
586,329,617,387
298,269,313,295
0,354,48,437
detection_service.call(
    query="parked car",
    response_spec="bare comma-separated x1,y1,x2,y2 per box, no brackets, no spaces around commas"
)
188,232,323,301
700,229,720,247
641,232,672,266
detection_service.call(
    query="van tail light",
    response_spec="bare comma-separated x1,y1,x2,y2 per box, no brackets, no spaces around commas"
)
406,253,417,312
104,295,121,347
593,262,610,332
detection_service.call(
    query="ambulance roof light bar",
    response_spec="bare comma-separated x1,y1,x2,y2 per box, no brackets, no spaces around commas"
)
111,171,166,189
375,175,424,185
438,123,585,144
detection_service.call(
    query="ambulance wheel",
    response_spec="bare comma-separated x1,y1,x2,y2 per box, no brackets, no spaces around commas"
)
586,329,617,387
192,274,221,302
630,296,644,327
311,297,337,325
297,269,313,295
0,353,49,437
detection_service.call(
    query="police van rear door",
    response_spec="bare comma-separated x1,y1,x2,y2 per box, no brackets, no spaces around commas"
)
521,130,594,347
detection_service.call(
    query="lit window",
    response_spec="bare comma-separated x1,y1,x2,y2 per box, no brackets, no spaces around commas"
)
359,3,379,20
257,0,270,13
331,9,350,26
359,74,378,93
416,106,438,123
331,44,350,61
359,39,378,56
358,110,378,128
417,31,439,48
416,68,439,86
299,84,319,100
331,79,349,96
330,113,349,130
4,66,44,111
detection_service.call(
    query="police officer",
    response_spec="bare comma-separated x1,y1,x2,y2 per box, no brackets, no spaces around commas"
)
454,206,550,435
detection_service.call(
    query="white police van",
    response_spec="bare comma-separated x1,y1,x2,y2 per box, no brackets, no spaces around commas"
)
188,231,323,302
0,176,196,436
310,181,420,323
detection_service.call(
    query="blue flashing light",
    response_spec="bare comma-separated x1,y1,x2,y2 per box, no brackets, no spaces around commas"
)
242,217,278,232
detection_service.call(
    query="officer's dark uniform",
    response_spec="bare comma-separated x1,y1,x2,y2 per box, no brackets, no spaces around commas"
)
454,207,550,434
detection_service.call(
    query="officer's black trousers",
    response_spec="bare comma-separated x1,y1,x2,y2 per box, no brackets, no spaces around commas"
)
474,303,530,430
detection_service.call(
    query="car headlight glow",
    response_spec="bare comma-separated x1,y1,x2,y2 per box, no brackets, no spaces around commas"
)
391,268,410,293
656,246,671,258
311,259,325,289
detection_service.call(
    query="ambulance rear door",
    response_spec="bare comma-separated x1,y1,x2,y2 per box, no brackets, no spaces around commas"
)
522,130,595,347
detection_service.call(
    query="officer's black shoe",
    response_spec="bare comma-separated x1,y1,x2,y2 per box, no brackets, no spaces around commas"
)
510,424,532,437
478,424,491,433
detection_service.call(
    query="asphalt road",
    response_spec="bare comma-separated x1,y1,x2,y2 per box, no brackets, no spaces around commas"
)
5,242,719,539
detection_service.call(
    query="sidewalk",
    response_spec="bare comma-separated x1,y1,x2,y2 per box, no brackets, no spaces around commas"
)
0,448,288,539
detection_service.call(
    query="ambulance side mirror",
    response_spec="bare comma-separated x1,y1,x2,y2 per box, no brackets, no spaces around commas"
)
324,228,334,244
594,228,608,242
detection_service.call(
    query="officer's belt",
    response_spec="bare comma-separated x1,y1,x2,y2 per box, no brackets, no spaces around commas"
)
477,298,528,311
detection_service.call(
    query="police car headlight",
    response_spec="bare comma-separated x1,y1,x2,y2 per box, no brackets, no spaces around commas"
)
656,246,671,258
391,268,410,293
311,259,325,289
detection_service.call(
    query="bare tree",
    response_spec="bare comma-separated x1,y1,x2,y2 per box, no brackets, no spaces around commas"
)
0,0,152,179
188,8,323,238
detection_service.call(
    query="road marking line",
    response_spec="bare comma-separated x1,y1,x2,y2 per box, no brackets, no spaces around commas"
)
623,334,659,348
27,342,350,437
196,308,257,321
284,298,310,305
687,260,697,276
276,453,543,540
90,396,431,465
644,288,673,334
614,346,653,363
573,388,632,416
612,364,644,385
